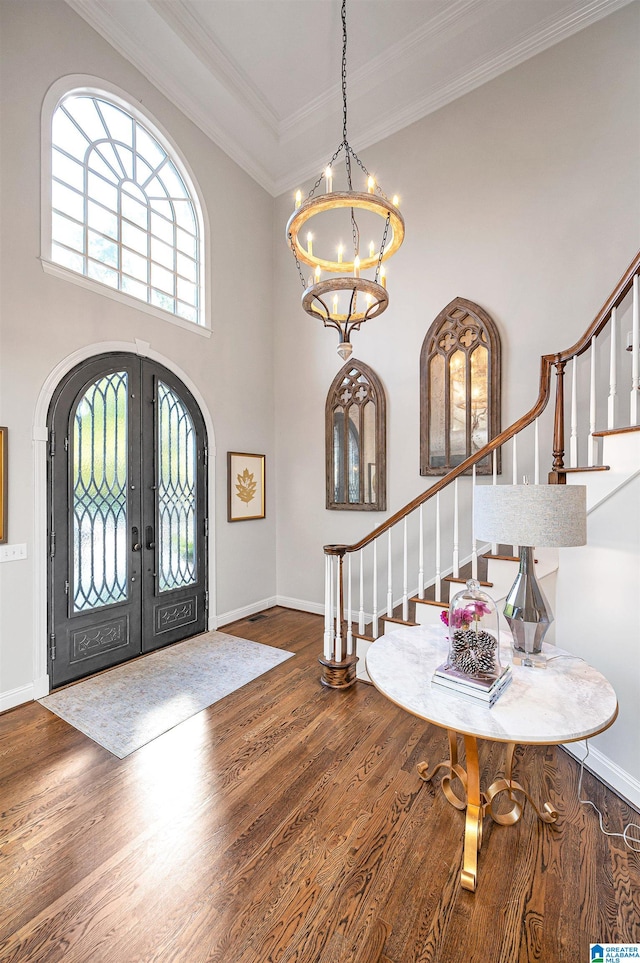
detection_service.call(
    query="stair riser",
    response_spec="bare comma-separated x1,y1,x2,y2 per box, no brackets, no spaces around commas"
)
567,432,640,510
413,599,448,628
356,638,373,682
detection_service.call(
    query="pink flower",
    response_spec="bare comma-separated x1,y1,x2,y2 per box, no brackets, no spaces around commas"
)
464,600,491,622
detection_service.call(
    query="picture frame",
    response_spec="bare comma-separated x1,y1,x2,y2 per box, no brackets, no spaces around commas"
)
0,428,6,544
227,452,265,522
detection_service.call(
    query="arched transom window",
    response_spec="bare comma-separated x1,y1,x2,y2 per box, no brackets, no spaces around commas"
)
326,360,386,511
49,91,203,326
420,298,501,475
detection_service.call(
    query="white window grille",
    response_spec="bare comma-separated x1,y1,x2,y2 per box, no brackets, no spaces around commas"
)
48,90,204,327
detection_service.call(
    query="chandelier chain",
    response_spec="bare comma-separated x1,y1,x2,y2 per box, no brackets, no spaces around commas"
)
341,0,348,145
288,232,308,290
375,214,391,281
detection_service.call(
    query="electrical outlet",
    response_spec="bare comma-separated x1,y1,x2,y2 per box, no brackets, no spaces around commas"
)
0,543,27,562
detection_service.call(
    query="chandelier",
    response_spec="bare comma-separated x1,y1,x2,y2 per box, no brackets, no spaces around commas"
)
286,0,405,361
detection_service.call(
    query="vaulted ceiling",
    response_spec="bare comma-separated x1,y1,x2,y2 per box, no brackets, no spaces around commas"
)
65,0,632,196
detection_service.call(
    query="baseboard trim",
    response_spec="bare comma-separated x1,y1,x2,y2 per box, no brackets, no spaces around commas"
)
0,683,35,713
33,675,50,700
215,596,278,628
562,742,640,812
275,595,324,617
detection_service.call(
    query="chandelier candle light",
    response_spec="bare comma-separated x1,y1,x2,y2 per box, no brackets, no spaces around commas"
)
286,0,405,361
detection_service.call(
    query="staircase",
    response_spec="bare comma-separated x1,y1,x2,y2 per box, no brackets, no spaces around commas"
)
319,251,640,697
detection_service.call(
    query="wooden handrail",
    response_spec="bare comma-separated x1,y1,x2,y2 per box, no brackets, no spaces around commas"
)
325,248,640,557
556,249,640,363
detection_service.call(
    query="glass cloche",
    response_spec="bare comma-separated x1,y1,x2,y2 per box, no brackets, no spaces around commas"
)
444,579,502,680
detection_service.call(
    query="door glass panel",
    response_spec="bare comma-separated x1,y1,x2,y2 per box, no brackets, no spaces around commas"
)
73,371,128,611
157,381,197,592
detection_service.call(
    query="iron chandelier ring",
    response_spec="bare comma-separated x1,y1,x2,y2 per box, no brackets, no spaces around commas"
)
286,191,405,273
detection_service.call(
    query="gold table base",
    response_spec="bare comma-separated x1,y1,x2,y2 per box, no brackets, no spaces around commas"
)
417,730,558,892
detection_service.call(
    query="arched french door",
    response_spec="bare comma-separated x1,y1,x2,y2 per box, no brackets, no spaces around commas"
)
47,353,208,688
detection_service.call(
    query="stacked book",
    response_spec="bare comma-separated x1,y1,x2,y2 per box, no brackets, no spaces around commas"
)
431,662,512,707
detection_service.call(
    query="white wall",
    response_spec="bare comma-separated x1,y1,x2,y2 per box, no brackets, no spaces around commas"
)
557,474,640,805
273,4,640,611
0,0,276,703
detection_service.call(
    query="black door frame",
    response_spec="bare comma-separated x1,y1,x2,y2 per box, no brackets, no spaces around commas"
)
47,351,209,688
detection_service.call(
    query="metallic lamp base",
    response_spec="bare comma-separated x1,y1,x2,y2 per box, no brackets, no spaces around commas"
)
504,545,553,667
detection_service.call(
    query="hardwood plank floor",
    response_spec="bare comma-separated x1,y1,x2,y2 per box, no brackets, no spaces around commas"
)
0,607,638,962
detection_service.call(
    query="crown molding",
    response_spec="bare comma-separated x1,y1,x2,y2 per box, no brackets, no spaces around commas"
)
274,0,636,195
64,0,636,199
278,0,487,138
149,0,280,132
63,0,279,193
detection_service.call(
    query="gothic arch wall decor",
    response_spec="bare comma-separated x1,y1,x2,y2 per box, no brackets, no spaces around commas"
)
326,359,386,511
420,298,501,475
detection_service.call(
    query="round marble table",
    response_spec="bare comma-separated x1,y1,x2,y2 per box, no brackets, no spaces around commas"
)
366,624,618,892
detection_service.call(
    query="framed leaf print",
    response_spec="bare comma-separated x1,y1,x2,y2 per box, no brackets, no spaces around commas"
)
227,452,265,521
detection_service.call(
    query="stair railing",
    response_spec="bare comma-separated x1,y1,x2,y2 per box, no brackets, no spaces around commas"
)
321,249,640,688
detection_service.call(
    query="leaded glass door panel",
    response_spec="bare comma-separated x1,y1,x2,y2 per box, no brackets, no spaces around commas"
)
141,369,207,653
48,353,207,687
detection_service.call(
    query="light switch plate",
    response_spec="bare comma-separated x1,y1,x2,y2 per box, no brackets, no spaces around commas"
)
0,543,27,562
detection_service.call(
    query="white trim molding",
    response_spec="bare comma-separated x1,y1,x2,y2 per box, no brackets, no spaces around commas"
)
0,684,38,714
563,742,640,812
216,596,279,629
40,74,213,332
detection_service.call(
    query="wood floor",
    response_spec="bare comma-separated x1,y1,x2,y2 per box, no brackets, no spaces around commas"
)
1,607,638,962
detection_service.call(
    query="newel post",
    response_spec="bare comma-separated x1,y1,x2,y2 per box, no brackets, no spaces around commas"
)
319,546,358,689
548,358,567,485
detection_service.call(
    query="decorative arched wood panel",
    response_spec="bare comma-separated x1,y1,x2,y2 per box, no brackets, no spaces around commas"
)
420,298,501,475
326,360,386,511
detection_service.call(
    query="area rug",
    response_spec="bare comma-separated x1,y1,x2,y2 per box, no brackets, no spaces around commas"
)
39,631,294,758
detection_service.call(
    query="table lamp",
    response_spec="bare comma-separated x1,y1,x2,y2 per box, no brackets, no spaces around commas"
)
474,482,587,666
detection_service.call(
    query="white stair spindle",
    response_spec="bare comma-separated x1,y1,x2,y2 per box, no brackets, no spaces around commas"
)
346,553,353,656
358,549,365,634
402,517,408,622
453,478,459,579
632,275,639,425
372,540,379,637
435,493,442,602
588,334,597,466
570,355,578,467
491,450,497,555
471,464,478,580
608,307,617,429
418,504,424,600
323,554,332,660
335,555,342,662
534,418,540,485
386,530,393,618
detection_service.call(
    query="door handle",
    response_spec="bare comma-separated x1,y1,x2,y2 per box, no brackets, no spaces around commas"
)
132,527,141,552
145,525,156,550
